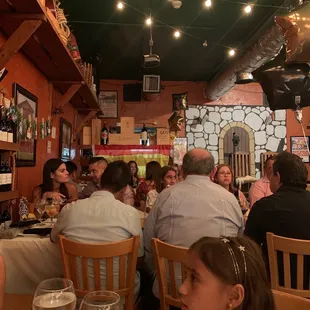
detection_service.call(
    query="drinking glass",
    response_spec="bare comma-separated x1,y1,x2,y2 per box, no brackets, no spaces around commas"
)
44,204,60,223
79,291,120,310
32,278,76,310
34,201,46,224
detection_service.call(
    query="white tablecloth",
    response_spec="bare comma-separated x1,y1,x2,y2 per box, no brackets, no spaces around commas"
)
0,235,63,294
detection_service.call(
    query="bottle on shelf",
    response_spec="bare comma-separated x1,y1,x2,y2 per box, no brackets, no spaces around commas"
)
0,108,7,142
101,122,109,145
141,123,148,145
0,107,3,142
0,161,5,192
2,208,11,229
5,162,12,192
6,110,13,143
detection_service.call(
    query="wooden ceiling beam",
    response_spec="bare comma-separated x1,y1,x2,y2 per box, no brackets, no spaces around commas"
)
76,110,98,134
0,13,47,21
52,83,82,115
0,19,42,70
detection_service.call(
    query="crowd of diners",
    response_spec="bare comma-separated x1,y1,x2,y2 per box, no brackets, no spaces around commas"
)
8,148,308,310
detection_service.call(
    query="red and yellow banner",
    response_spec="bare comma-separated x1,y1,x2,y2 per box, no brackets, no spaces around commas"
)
94,145,171,178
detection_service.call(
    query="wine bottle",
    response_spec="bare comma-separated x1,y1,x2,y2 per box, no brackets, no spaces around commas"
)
0,107,3,142
101,122,109,145
141,123,148,145
7,111,13,143
0,162,5,192
5,162,12,191
1,109,8,142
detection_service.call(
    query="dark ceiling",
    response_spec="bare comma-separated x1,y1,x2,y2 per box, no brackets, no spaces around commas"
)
62,0,286,81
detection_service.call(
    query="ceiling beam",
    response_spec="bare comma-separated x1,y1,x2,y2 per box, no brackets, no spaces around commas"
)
0,12,47,21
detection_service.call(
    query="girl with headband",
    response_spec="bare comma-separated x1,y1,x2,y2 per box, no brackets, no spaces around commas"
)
179,236,275,310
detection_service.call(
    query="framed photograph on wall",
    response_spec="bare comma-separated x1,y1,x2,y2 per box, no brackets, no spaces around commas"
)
59,118,72,161
98,91,118,118
290,136,310,163
173,138,188,165
13,83,38,167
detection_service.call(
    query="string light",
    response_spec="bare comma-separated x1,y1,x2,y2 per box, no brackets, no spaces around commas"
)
228,49,236,57
117,1,124,10
146,17,152,25
204,0,212,7
174,30,181,38
244,4,252,14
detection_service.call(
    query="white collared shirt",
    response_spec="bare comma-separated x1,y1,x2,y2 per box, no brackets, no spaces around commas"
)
51,190,144,295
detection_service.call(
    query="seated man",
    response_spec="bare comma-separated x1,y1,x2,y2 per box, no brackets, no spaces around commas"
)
51,160,144,296
245,152,310,287
144,148,243,297
78,157,108,199
65,161,83,193
248,157,274,207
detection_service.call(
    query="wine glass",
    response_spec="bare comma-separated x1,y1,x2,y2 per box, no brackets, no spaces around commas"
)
79,291,120,310
32,278,76,310
34,201,46,224
44,204,60,223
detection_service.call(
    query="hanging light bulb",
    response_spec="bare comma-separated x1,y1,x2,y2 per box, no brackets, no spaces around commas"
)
146,17,152,25
204,0,212,7
244,4,252,14
174,30,181,38
117,1,124,10
228,49,236,57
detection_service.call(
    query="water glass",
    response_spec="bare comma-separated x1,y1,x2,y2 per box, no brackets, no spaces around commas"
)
32,278,76,310
79,291,120,310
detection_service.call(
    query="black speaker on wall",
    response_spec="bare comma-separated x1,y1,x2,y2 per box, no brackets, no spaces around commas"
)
123,84,142,102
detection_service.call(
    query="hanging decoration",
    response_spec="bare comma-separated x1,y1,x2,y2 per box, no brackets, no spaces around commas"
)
168,111,184,132
172,92,188,111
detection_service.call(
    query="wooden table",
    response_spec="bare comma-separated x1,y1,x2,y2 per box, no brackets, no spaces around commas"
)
4,294,32,310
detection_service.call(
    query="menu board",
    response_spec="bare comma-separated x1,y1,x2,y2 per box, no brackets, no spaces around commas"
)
99,91,118,118
291,136,310,163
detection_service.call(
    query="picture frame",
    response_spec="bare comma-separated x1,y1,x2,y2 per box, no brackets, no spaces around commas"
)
59,118,72,161
173,137,188,165
98,90,118,118
290,136,310,163
13,83,38,167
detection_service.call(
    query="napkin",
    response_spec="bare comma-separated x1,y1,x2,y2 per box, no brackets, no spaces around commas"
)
0,227,23,239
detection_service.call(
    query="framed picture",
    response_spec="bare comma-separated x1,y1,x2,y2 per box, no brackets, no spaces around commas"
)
98,91,118,118
173,138,188,165
290,136,310,163
13,83,38,167
59,118,72,161
172,92,188,111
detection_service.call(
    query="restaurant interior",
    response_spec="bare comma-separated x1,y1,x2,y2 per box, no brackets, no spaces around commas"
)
0,0,310,309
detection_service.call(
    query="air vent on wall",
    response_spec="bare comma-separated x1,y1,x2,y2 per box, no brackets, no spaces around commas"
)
143,75,160,93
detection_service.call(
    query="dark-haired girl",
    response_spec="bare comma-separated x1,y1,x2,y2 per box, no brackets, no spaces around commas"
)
179,236,275,310
32,158,78,203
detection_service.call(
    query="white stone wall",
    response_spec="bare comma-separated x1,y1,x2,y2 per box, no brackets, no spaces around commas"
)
185,105,287,178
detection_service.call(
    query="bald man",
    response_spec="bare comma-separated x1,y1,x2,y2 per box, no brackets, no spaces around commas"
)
144,148,244,297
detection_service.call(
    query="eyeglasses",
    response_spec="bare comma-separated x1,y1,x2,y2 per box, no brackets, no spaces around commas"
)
218,172,232,176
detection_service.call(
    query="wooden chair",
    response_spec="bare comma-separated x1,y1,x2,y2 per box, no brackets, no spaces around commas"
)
267,233,310,298
272,290,310,310
152,238,188,310
59,235,140,310
230,152,250,177
261,152,277,177
0,255,5,310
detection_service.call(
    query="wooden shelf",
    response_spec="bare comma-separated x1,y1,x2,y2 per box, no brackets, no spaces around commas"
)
0,141,20,152
0,0,99,110
0,190,19,202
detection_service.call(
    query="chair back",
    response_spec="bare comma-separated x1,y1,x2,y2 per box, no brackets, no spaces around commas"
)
230,152,250,177
267,233,310,298
272,289,310,310
152,238,188,310
0,255,5,310
59,235,140,310
261,152,277,176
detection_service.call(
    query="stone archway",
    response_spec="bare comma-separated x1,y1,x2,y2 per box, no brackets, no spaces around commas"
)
218,122,255,177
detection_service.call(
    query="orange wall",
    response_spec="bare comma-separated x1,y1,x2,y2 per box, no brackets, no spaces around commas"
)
101,80,310,178
0,33,79,200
